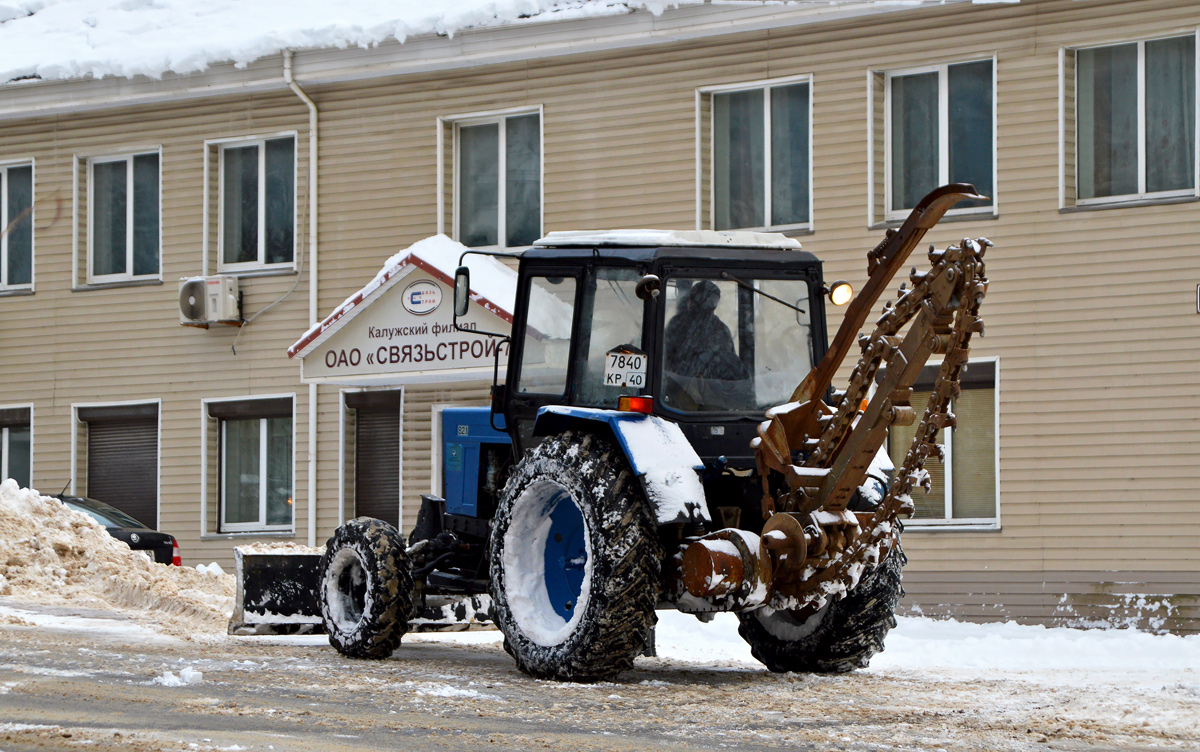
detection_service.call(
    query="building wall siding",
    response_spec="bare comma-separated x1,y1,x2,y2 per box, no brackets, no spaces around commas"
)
0,0,1196,628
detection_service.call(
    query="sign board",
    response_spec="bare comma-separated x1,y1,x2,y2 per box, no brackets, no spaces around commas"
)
300,268,511,385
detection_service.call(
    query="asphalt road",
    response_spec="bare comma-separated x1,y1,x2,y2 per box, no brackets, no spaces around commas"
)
0,603,1194,752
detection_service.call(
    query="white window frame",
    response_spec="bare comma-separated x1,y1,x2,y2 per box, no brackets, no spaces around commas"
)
695,73,815,233
212,132,298,274
0,402,33,488
86,149,162,284
437,106,544,251
0,160,34,291
1070,32,1200,207
897,356,1000,532
200,394,296,537
883,57,998,221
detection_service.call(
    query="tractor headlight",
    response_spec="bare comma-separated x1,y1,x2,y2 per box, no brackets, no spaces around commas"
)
828,280,853,306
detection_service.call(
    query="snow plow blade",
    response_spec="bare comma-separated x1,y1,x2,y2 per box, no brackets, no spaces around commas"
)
229,547,325,635
229,545,496,635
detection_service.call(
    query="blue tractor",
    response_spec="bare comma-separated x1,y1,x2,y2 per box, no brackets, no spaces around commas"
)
317,185,991,681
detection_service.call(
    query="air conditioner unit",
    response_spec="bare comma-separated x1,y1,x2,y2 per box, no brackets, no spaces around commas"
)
179,276,241,327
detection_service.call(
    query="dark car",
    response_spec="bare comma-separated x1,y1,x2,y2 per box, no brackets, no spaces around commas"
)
58,495,181,566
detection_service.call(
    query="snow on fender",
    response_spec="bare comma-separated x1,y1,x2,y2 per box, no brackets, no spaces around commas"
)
534,406,709,525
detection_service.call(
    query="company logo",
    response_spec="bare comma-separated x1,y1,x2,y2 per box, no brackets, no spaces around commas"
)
129,533,140,543
402,280,442,316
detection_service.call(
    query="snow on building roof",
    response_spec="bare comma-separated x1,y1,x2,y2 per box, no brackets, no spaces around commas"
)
287,233,518,359
0,1,1012,85
0,1,684,83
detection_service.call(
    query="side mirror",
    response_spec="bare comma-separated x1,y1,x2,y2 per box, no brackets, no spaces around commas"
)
454,266,470,318
635,274,662,301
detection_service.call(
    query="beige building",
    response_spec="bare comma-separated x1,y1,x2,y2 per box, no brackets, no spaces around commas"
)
0,0,1196,632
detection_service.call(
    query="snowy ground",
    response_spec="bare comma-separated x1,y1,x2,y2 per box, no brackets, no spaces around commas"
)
0,599,1197,751
2,482,1197,749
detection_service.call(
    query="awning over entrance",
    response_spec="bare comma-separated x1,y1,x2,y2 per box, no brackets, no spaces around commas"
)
288,235,514,386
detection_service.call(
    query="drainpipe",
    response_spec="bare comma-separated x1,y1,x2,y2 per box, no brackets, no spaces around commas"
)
284,49,320,547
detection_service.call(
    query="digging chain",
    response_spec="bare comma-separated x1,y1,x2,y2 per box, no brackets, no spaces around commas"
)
774,238,990,608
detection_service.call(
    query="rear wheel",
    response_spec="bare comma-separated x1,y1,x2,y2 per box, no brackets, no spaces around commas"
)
489,431,661,682
319,517,413,659
738,543,905,673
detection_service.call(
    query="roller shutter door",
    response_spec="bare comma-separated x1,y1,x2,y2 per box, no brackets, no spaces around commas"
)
354,405,400,528
85,413,158,528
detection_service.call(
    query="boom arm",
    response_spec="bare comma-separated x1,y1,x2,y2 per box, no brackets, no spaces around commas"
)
752,184,991,611
755,184,985,486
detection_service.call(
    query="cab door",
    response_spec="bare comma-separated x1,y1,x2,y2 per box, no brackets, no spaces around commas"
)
503,269,579,454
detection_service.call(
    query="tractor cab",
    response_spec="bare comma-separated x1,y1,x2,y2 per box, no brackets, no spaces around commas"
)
458,230,833,468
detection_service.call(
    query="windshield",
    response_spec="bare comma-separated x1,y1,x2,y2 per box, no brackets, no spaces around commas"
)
660,276,814,412
64,497,146,529
571,267,645,408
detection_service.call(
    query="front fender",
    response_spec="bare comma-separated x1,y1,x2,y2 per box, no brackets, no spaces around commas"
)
535,406,710,525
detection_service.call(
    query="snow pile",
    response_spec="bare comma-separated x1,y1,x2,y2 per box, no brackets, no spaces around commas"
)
0,479,235,637
646,610,1200,681
195,562,225,577
873,615,1200,674
153,666,203,686
0,1,688,84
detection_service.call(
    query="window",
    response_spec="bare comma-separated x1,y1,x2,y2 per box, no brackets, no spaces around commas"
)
219,137,295,270
704,77,811,231
455,112,541,249
0,163,33,290
1076,35,1196,202
0,407,31,489
886,360,997,526
515,274,576,396
571,268,645,408
88,153,159,282
661,276,813,412
209,398,293,532
886,59,994,217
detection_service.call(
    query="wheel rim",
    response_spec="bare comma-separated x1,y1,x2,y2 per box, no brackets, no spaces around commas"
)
502,479,592,647
543,492,587,621
325,547,369,633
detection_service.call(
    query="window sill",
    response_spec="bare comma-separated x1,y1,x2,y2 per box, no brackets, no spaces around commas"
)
217,266,298,279
73,278,163,292
1060,195,1199,213
201,530,296,541
906,521,1001,532
0,287,34,298
870,210,997,231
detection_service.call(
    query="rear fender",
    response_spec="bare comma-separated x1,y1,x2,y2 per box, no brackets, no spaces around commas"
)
534,406,710,525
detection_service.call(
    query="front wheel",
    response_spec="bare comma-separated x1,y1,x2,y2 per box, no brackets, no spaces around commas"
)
738,542,905,673
488,431,661,682
319,517,414,659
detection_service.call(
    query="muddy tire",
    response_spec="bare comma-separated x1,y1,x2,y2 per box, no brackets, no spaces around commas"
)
737,543,905,673
489,431,661,682
319,517,413,659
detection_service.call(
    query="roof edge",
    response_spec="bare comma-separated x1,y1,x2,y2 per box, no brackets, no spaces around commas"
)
0,1,985,120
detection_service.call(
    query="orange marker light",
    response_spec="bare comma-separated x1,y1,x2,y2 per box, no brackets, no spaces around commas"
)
618,396,654,414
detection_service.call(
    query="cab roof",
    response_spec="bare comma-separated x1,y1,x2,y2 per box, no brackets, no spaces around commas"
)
526,229,820,266
536,229,802,250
